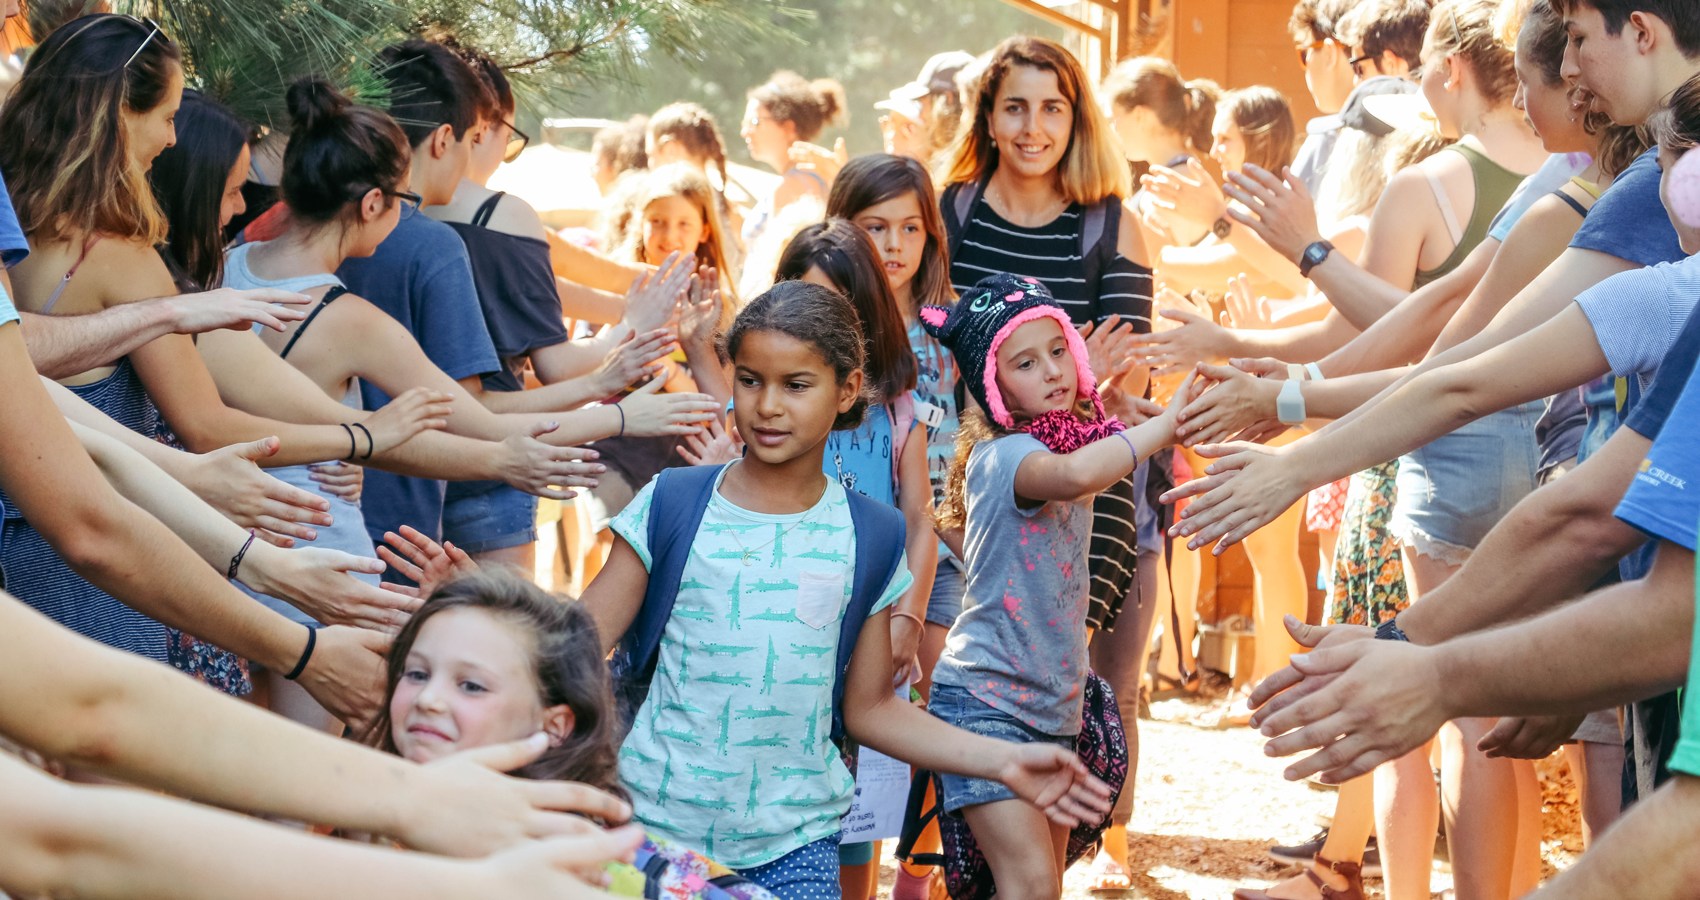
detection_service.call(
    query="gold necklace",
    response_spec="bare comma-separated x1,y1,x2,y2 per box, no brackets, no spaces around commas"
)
721,465,831,566
987,180,1067,226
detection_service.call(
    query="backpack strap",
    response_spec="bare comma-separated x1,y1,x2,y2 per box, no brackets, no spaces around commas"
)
1077,194,1123,321
941,172,992,262
610,464,727,733
829,491,907,745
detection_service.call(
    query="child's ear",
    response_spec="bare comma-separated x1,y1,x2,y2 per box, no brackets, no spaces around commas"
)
543,705,576,746
837,369,866,414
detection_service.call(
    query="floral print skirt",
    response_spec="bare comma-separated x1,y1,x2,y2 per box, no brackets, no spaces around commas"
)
1326,463,1408,627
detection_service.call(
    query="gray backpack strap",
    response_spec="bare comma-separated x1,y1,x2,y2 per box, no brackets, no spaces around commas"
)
1077,194,1123,319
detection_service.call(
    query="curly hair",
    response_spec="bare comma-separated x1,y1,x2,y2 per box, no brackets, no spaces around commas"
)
749,71,848,143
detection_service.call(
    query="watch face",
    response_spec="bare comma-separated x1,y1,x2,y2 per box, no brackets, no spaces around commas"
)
1305,243,1327,265
1213,217,1232,240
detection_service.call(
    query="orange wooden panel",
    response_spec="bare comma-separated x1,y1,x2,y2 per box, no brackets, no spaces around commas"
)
1171,0,1229,86
1169,0,1321,127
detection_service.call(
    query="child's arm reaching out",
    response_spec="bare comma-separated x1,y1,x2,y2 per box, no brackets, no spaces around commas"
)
1013,373,1196,505
841,606,1115,826
583,536,651,656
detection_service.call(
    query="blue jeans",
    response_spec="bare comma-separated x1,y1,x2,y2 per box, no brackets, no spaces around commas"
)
441,483,538,554
927,683,1073,814
736,834,843,900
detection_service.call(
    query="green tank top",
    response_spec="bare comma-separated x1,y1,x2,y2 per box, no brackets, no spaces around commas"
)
1410,142,1527,289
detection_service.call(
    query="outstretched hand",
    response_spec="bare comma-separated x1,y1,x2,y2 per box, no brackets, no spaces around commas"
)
1221,165,1324,264
1243,616,1451,784
1159,438,1309,553
623,251,695,334
403,731,636,857
1141,157,1228,229
996,743,1115,828
1175,362,1285,447
1133,307,1233,377
379,525,479,600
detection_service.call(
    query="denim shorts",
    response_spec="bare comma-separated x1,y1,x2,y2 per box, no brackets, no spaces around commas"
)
927,683,1073,814
441,483,538,554
925,560,966,627
1390,401,1542,565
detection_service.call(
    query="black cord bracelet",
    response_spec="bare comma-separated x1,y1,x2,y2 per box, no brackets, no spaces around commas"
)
339,423,357,461
283,624,317,681
615,403,625,438
227,529,256,580
351,422,374,459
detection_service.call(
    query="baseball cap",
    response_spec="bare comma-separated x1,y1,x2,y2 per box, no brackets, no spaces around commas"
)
875,50,977,118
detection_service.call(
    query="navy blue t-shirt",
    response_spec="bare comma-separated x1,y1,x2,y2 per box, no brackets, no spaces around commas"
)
0,171,29,268
337,213,500,548
1614,310,1700,579
1571,147,1686,267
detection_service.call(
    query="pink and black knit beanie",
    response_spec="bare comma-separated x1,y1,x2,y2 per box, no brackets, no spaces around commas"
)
919,273,1123,451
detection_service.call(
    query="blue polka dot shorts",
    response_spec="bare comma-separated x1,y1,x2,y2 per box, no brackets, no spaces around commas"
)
735,833,842,900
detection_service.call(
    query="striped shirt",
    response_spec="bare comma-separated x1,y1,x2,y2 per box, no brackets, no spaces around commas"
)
947,199,1154,630
949,203,1154,332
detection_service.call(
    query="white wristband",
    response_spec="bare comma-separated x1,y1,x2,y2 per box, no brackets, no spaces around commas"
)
1304,362,1325,381
1286,363,1306,381
1277,378,1307,425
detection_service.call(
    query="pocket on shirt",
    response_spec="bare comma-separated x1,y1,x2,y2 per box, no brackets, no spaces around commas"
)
796,570,846,630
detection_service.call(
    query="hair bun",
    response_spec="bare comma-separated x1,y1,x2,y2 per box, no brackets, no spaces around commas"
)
286,76,351,134
811,78,848,128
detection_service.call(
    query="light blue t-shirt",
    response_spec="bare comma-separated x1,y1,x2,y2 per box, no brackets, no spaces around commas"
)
932,433,1093,735
824,404,895,505
1488,152,1592,242
1577,254,1700,393
610,465,912,868
0,170,29,269
0,283,17,327
336,214,501,548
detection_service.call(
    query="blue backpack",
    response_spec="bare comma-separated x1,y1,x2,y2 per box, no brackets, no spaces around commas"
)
608,463,908,747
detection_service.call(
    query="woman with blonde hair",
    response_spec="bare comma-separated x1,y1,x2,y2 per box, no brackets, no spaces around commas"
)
941,34,1158,890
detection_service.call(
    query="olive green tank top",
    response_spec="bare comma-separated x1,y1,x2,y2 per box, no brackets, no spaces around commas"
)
1410,142,1527,289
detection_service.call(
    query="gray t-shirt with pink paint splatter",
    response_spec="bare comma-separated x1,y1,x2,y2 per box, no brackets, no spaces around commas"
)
932,433,1093,735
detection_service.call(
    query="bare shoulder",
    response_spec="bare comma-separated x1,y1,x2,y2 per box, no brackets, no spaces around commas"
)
482,193,549,241
1115,199,1152,267
85,236,177,306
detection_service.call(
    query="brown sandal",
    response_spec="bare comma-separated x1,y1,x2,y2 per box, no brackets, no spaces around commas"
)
1231,856,1365,900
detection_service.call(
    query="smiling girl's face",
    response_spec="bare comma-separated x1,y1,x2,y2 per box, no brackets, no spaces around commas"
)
389,607,569,764
991,64,1072,181
994,316,1079,419
851,190,927,305
641,193,707,266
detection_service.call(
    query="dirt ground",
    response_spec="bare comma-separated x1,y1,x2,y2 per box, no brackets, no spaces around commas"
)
874,686,1584,900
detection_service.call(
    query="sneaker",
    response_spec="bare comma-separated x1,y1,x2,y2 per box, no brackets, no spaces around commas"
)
1268,830,1382,878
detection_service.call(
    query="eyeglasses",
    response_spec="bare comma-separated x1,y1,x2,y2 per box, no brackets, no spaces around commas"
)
386,188,424,219
1349,54,1377,78
124,16,162,68
502,121,530,163
743,114,777,129
1296,38,1329,67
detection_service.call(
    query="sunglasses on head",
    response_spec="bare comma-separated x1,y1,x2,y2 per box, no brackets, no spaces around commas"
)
123,15,163,68
1296,38,1330,66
